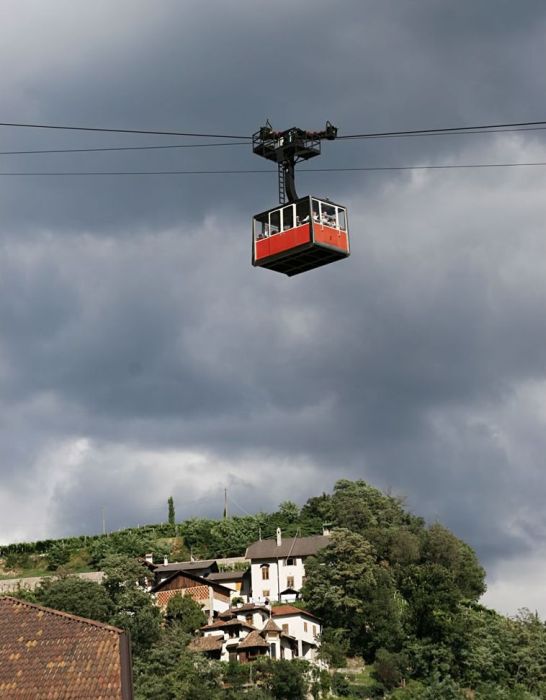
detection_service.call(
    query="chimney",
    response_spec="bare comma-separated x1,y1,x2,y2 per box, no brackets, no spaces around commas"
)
276,528,282,547
163,556,169,565
144,553,153,564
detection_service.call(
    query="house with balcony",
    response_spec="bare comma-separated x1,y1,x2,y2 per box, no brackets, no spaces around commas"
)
189,602,322,664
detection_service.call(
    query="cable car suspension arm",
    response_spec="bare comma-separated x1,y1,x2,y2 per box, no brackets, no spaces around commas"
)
252,121,337,204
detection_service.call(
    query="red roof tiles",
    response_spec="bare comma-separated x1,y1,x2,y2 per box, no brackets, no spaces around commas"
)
0,596,132,699
271,604,321,621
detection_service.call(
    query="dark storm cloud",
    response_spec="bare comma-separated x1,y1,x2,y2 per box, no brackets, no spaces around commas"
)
1,0,546,233
1,0,546,613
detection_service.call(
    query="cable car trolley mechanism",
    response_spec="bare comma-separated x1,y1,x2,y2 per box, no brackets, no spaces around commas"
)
252,121,350,276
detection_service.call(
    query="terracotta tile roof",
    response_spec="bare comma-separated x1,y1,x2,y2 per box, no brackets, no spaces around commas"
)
236,630,269,649
0,596,132,699
188,634,224,653
245,534,330,559
271,604,321,622
262,618,282,633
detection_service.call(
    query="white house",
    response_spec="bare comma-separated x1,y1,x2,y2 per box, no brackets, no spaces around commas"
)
189,602,322,664
245,529,331,603
271,604,321,662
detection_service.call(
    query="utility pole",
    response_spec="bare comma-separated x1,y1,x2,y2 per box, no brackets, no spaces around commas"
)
101,506,106,535
223,488,228,519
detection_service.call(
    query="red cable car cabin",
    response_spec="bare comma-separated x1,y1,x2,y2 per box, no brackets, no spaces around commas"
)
252,196,350,276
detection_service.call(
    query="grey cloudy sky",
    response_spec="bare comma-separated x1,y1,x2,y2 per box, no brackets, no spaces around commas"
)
1,0,546,616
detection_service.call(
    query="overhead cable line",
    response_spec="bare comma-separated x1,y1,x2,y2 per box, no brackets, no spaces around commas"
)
227,494,255,518
339,119,546,140
2,117,546,143
339,126,546,140
0,141,249,156
1,160,546,176
0,121,251,139
1,127,544,158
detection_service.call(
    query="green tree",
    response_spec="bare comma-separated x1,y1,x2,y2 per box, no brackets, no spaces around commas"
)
89,531,157,568
302,528,401,657
4,551,31,571
134,628,222,699
168,496,176,533
373,648,409,691
506,609,546,693
99,553,161,657
34,576,113,623
330,480,418,534
422,524,485,601
317,627,349,669
46,542,71,571
110,587,162,657
101,553,151,602
419,673,466,699
165,593,206,633
256,658,309,700
278,501,300,523
179,518,217,559
208,516,261,557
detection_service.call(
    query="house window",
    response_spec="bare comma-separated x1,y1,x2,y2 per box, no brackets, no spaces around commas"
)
270,643,276,659
286,557,295,566
304,622,308,632
246,614,253,625
282,624,289,634
263,590,270,598
313,625,317,637
287,576,294,588
261,565,270,581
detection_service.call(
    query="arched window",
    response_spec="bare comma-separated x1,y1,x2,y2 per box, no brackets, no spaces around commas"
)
261,564,270,581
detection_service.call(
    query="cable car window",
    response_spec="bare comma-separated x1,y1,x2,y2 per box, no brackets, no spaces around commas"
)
269,209,280,235
312,199,320,223
254,213,269,240
296,199,309,225
282,205,294,230
321,203,336,227
337,208,346,231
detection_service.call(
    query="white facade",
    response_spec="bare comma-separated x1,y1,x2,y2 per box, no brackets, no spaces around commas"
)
250,555,306,603
246,530,331,604
271,607,321,662
196,603,322,665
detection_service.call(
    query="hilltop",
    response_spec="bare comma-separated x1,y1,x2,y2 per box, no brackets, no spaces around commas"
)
2,479,545,699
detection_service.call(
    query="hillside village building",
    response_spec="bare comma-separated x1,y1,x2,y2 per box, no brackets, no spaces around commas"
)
151,570,232,621
189,603,322,664
245,529,331,603
150,559,219,586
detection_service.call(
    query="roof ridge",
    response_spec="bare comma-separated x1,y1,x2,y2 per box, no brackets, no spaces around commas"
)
0,595,124,635
271,604,320,620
